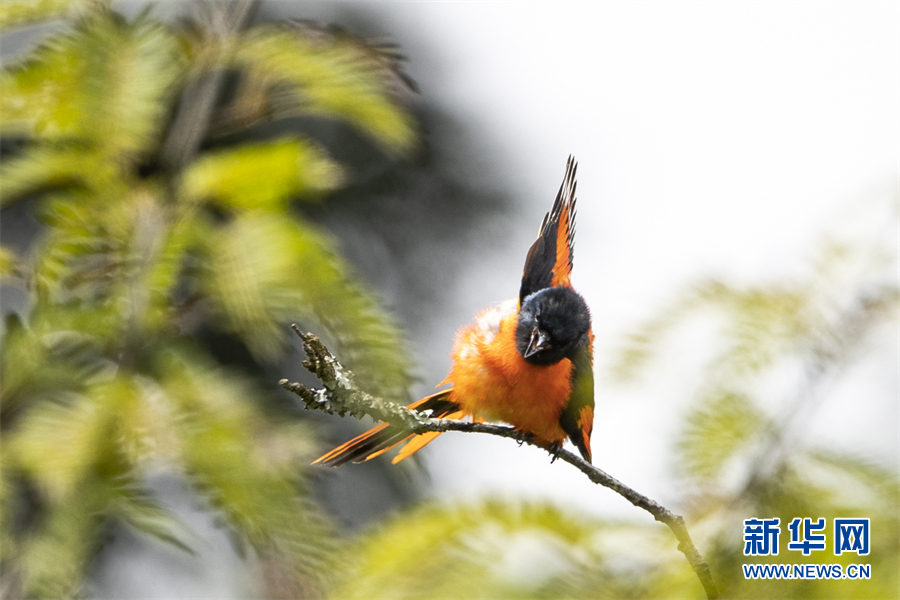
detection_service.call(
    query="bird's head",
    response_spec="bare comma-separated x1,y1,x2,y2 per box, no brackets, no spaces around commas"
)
515,287,590,365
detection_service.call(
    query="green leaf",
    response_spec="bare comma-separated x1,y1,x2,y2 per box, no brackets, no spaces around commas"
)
8,379,135,500
202,214,297,361
202,213,412,399
610,279,810,381
181,138,344,210
18,486,106,599
30,197,118,304
609,284,706,382
0,245,20,277
24,183,197,342
285,219,413,400
714,285,809,375
676,389,765,480
232,25,417,153
0,10,184,158
803,448,900,508
137,205,201,333
0,312,108,417
158,350,335,594
336,500,686,600
0,458,20,565
0,0,95,32
109,484,197,555
0,146,114,206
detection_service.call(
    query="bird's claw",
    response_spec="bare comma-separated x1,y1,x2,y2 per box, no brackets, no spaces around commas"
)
548,442,563,463
514,429,532,447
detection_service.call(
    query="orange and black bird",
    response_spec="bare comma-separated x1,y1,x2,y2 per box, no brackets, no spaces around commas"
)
314,156,594,466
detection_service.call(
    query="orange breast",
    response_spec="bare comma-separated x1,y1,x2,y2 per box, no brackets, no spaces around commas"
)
442,301,572,443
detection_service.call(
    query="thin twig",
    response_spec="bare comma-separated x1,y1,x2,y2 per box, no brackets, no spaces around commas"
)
280,327,720,599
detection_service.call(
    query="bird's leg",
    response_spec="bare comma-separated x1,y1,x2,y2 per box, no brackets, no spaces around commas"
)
513,429,534,447
547,441,563,463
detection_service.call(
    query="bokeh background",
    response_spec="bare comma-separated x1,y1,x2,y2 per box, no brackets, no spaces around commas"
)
1,1,897,599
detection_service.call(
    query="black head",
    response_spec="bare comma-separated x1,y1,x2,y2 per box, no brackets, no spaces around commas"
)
515,287,591,365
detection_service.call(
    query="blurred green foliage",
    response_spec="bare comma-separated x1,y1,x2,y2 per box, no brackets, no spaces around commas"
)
334,500,701,600
643,235,900,600
0,0,93,32
0,1,416,597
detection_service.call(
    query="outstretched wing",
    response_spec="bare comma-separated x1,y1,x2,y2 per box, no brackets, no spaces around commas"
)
558,331,594,462
519,155,578,306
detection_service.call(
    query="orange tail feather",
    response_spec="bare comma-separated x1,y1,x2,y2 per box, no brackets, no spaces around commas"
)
312,390,459,467
391,410,465,464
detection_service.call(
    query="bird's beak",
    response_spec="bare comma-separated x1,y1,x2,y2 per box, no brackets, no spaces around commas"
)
524,328,550,358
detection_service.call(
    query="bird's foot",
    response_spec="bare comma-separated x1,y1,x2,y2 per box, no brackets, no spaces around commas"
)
548,441,563,463
513,429,533,447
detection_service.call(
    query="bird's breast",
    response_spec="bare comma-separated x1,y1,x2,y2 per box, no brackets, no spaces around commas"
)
443,300,572,443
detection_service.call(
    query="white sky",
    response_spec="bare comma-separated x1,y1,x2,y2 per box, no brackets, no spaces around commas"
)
367,1,900,519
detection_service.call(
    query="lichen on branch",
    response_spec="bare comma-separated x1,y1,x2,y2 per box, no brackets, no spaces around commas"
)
280,325,428,431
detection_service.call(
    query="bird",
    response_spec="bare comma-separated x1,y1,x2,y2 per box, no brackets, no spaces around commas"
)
313,156,594,466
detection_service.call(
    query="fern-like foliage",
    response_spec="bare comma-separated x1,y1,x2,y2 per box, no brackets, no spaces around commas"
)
607,201,900,599
0,2,417,597
335,499,697,600
0,0,98,33
224,23,417,151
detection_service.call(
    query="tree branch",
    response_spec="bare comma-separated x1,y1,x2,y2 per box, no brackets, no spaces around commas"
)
280,326,719,600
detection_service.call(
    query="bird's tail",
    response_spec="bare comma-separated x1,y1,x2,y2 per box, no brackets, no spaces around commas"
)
312,389,462,467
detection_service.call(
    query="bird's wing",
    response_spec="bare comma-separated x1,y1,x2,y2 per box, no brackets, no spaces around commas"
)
519,156,577,305
558,331,594,462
